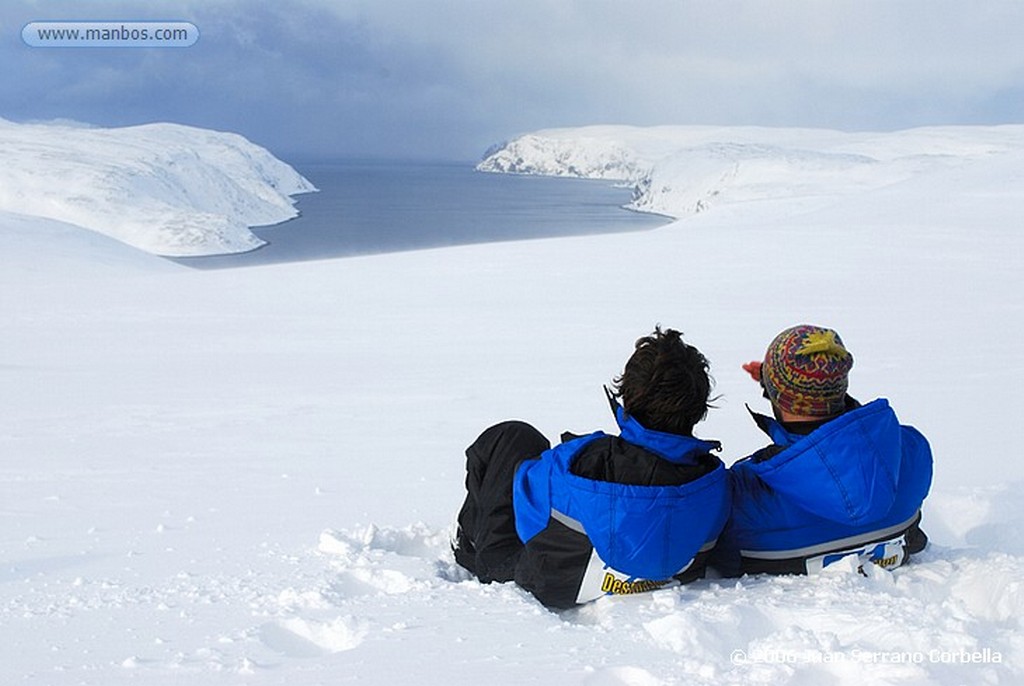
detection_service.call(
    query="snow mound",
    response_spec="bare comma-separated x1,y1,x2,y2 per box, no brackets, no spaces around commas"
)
0,118,316,256
479,124,1024,218
302,491,1024,685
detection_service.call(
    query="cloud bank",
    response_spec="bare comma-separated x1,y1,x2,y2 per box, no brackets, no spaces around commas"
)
3,0,1023,160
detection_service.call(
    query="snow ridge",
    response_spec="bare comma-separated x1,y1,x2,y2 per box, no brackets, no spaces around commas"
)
0,118,316,256
478,124,1024,218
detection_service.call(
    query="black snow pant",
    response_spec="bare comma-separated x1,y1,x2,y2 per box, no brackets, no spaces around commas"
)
453,421,550,583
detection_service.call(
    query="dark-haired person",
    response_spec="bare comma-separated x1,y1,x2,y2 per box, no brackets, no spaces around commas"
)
452,327,729,609
714,324,933,577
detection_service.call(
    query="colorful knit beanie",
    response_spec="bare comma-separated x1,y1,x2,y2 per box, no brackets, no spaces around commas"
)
761,324,854,418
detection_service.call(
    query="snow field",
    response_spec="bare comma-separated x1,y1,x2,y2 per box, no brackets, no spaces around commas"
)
2,121,1023,684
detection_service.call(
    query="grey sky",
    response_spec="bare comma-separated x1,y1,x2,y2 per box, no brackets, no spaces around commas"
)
3,0,1023,161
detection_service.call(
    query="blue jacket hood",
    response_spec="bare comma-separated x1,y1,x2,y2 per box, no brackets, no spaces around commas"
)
614,404,723,464
514,408,729,580
745,398,902,525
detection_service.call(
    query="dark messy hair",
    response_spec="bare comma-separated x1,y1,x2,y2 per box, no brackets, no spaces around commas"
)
611,326,713,436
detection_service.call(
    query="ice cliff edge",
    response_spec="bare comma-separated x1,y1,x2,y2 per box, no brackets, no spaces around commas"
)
0,118,316,257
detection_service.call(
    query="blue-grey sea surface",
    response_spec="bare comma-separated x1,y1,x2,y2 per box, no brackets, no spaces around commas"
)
174,160,669,268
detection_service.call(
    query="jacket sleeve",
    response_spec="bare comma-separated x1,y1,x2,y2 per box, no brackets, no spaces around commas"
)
710,458,774,577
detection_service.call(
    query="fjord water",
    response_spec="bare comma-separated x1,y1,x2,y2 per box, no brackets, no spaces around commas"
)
175,160,668,268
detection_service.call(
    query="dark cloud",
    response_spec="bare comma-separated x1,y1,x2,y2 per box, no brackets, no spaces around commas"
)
3,0,1023,161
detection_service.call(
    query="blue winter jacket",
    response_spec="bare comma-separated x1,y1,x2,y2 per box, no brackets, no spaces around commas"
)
513,406,730,595
716,398,932,576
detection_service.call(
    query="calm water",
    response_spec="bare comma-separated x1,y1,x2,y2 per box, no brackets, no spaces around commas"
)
173,160,669,269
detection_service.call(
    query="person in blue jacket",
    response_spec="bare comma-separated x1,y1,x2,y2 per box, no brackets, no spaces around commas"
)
715,324,933,576
452,327,730,608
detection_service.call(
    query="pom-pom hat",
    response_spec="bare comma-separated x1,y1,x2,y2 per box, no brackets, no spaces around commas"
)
761,325,853,418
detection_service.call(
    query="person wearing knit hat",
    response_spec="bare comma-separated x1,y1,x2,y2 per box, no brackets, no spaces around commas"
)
746,324,855,423
760,325,853,419
712,324,934,577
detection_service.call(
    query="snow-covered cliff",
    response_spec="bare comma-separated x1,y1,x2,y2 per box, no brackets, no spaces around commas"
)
0,119,316,256
478,132,649,181
479,124,1024,218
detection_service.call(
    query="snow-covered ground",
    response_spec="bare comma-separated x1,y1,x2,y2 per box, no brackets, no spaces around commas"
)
2,123,1022,685
479,124,1024,218
0,119,315,256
